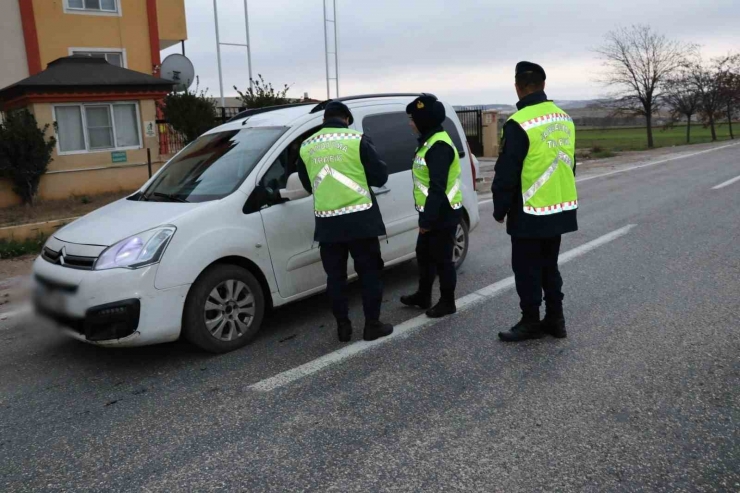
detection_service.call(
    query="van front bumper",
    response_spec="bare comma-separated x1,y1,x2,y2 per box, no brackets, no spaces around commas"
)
32,256,190,347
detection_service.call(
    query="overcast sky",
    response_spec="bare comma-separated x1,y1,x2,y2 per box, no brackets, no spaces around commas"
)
162,0,740,106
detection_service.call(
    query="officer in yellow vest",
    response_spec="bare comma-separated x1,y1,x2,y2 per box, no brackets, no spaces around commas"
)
400,95,462,318
297,101,394,343
493,62,579,342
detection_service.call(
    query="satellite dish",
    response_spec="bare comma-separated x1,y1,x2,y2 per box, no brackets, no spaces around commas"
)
161,54,195,92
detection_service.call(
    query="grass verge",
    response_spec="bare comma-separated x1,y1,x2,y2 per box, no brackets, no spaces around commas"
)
0,235,46,260
577,123,737,152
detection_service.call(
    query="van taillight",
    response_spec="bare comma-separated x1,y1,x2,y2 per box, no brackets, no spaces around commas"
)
467,142,476,184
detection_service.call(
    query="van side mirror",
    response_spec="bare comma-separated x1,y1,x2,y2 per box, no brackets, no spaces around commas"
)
279,172,310,201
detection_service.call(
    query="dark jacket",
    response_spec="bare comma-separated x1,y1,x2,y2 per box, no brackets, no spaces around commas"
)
298,118,389,243
417,126,463,230
492,91,578,238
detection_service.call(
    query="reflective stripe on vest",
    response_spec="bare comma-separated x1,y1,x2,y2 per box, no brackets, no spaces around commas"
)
299,129,372,218
507,102,578,216
412,131,463,213
311,165,371,199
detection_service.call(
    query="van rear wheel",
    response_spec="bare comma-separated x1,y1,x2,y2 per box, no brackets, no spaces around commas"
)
453,219,470,270
182,265,265,353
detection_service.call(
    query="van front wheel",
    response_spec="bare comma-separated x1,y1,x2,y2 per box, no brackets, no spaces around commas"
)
182,265,265,353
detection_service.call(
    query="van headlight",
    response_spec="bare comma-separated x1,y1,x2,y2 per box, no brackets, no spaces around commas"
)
95,227,176,271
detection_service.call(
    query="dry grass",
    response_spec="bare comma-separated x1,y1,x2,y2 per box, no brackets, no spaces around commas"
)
0,190,135,228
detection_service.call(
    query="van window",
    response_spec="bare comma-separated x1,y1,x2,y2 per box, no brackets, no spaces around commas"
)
260,125,321,191
363,112,466,175
140,127,285,203
362,112,417,174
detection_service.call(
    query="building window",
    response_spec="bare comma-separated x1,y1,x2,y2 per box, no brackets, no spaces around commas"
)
72,51,124,67
66,0,118,13
54,103,141,154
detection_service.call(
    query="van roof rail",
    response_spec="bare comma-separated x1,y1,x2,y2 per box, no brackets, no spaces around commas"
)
309,93,436,114
227,102,317,123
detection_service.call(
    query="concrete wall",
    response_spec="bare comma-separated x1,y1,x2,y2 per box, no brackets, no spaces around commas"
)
0,99,165,208
0,1,29,90
482,110,500,158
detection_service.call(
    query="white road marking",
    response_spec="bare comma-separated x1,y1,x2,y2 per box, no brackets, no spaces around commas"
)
712,174,740,190
576,142,740,184
476,142,739,207
250,224,636,392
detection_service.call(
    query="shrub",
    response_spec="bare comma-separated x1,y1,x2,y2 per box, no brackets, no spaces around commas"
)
235,74,292,109
160,81,218,144
0,109,56,205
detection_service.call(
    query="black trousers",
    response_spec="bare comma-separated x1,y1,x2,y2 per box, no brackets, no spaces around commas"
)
416,225,458,301
511,236,564,316
320,238,384,323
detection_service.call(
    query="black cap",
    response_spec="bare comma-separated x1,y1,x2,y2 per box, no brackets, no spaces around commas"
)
324,101,354,125
515,61,546,81
406,94,446,134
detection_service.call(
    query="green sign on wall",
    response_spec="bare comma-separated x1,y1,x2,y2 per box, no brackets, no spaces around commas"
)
111,151,127,163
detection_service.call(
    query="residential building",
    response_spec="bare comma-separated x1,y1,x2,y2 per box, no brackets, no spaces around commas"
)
0,0,187,207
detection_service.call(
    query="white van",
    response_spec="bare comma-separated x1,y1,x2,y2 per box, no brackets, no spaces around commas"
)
33,94,481,353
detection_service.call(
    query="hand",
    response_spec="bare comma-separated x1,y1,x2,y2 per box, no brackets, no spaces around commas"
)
419,227,430,234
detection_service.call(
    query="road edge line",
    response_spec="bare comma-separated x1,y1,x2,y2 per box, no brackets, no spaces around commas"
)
249,224,637,392
576,142,740,184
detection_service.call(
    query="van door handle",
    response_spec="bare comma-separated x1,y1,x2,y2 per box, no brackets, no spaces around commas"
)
373,186,391,196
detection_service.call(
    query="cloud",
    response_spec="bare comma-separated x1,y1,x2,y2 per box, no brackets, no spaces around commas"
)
165,0,740,105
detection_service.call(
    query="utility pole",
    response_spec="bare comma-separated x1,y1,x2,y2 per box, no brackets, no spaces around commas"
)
213,0,254,107
323,0,339,99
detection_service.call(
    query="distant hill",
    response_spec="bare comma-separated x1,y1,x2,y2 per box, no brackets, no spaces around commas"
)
454,104,516,112
455,99,611,114
554,99,611,110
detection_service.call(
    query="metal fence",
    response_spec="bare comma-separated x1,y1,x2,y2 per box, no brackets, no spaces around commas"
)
218,106,244,122
156,120,186,157
455,108,484,157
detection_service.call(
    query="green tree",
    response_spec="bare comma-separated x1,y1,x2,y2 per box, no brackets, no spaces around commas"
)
234,74,291,109
161,82,218,144
0,109,56,205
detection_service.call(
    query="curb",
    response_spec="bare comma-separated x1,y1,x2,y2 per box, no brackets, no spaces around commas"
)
0,217,79,242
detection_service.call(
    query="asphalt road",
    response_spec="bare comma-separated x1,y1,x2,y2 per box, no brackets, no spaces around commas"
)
1,142,739,492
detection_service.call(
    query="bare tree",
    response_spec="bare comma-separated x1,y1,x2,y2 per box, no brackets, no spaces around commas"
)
595,25,693,148
687,55,736,142
718,56,740,140
664,70,701,143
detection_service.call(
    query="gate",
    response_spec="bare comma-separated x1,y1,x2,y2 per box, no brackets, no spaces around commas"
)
455,108,483,157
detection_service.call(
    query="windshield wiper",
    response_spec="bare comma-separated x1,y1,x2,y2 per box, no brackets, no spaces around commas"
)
150,192,190,203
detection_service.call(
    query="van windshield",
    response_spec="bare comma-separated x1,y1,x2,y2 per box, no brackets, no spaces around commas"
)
140,127,286,203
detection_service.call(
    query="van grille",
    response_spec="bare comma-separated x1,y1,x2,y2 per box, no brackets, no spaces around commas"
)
41,247,96,270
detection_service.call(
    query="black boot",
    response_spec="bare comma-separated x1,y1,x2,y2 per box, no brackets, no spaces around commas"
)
542,310,567,338
426,298,456,318
498,314,544,342
337,319,352,343
400,292,432,309
363,320,394,341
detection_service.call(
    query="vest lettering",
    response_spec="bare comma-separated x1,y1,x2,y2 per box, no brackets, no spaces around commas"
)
300,129,373,218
